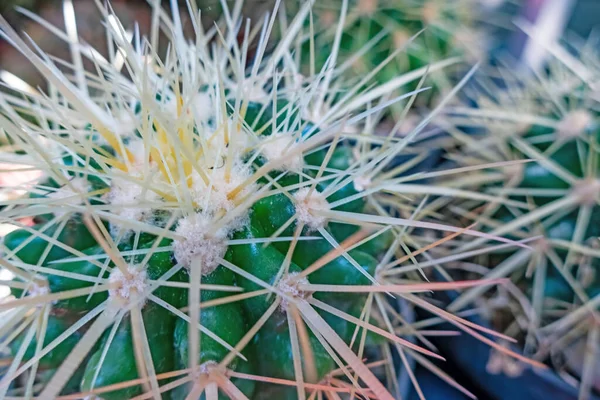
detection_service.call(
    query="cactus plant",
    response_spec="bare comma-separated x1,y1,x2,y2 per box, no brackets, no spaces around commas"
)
0,1,540,399
293,0,492,114
441,30,600,399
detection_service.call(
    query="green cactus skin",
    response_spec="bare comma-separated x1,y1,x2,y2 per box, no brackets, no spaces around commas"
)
253,312,334,383
172,303,255,400
45,245,110,311
81,305,176,400
519,126,584,194
510,123,599,299
226,222,304,324
449,104,597,299
10,315,82,370
4,0,462,400
4,218,98,266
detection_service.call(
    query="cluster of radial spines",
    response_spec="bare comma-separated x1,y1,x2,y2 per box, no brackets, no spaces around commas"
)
439,31,600,399
0,1,549,400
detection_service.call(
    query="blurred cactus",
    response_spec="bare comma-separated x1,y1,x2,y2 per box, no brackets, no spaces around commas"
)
292,0,493,114
442,30,600,399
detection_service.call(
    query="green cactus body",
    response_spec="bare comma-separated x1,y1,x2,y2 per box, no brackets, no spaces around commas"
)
518,126,584,194
449,63,600,392
509,120,599,299
45,245,109,311
226,222,304,323
172,302,255,400
253,312,334,383
298,1,479,110
81,304,176,400
4,219,97,266
5,100,396,399
10,315,82,370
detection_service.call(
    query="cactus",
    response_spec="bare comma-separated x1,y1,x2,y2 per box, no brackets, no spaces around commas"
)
0,1,540,399
294,0,491,113
442,33,600,398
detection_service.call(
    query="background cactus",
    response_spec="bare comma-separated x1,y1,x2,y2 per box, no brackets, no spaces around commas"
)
440,30,600,398
292,0,496,115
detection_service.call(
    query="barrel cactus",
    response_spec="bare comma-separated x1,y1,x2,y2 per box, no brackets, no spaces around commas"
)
294,0,491,113
0,1,539,399
443,35,600,398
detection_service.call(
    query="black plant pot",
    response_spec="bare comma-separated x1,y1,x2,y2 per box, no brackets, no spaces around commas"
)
415,290,600,400
407,365,474,400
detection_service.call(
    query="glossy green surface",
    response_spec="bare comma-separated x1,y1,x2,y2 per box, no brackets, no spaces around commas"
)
3,219,97,266
80,305,175,400
46,245,109,311
227,223,303,323
10,315,82,369
253,312,334,384
172,301,254,400
173,303,247,369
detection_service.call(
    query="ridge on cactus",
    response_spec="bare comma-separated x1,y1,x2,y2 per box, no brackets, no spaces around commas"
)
0,1,541,399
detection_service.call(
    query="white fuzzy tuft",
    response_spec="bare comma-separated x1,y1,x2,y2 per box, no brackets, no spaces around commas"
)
190,361,224,380
358,0,378,15
28,281,50,298
557,110,594,138
114,111,139,139
25,280,53,306
353,176,372,192
109,264,148,303
260,133,304,171
173,213,229,274
240,80,268,103
293,187,330,231
47,178,90,216
125,139,149,166
199,361,218,375
106,167,159,236
193,92,214,124
278,272,310,311
422,2,440,24
393,29,410,49
572,178,600,206
191,163,256,215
